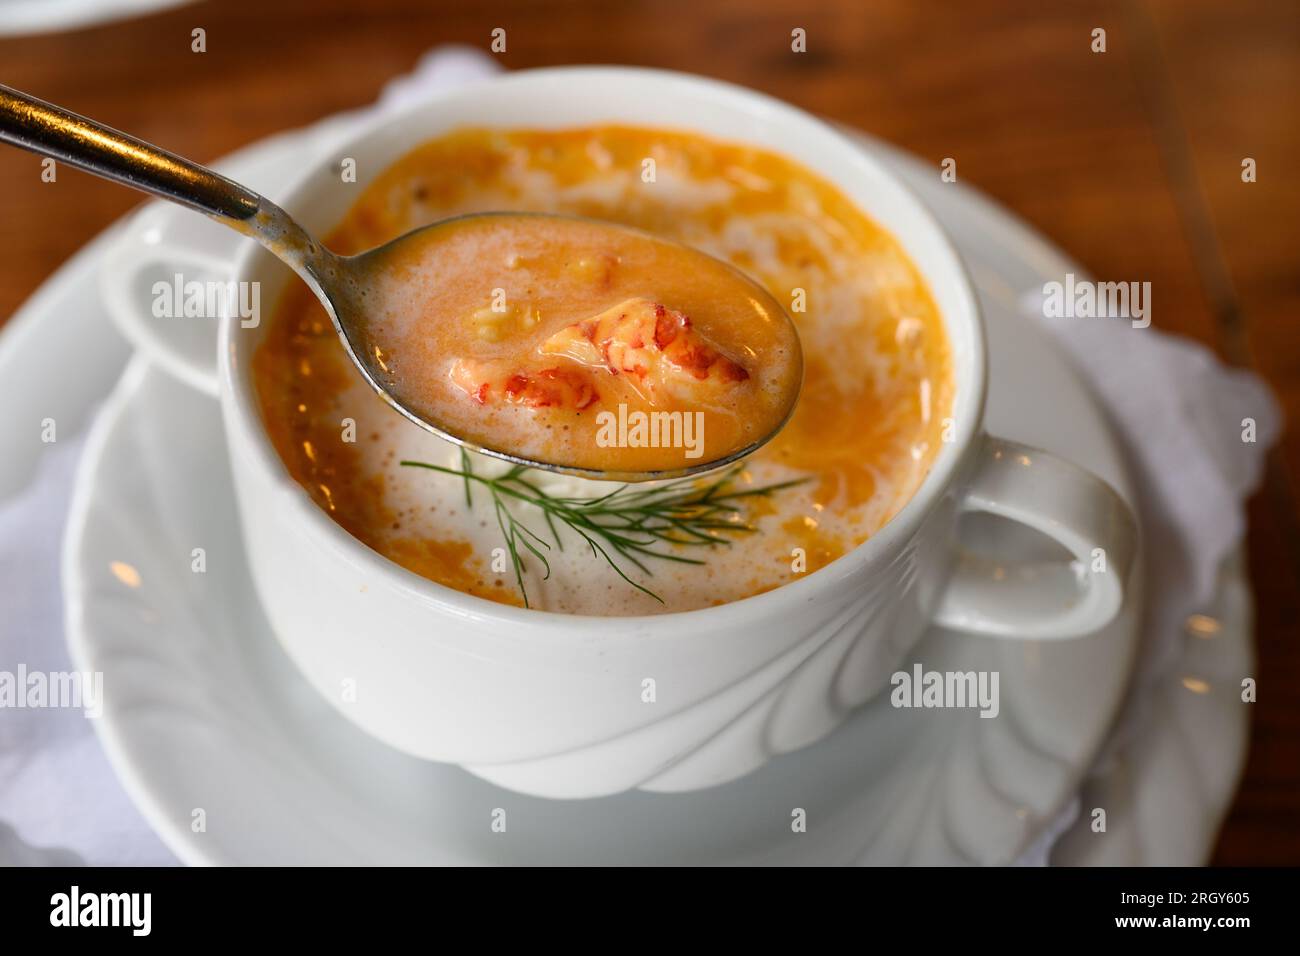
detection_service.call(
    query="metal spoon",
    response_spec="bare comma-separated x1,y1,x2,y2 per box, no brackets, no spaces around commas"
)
0,84,800,481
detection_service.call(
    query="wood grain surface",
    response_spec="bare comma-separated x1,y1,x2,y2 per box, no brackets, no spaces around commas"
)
0,0,1294,864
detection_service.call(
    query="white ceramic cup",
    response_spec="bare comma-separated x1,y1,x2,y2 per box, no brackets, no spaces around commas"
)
102,67,1136,798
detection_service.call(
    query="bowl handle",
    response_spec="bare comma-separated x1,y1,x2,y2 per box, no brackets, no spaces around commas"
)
932,434,1137,640
97,199,251,397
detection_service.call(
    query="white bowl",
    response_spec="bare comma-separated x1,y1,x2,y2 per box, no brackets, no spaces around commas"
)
209,67,1134,798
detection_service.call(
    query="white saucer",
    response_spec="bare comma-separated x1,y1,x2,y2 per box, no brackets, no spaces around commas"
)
26,123,1248,865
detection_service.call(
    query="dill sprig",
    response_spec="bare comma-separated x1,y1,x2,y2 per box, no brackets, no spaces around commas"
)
400,456,805,608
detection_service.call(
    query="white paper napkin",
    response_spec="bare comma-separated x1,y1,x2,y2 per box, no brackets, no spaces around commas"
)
0,47,1281,867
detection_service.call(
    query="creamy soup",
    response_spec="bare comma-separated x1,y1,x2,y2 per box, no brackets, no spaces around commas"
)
253,126,954,615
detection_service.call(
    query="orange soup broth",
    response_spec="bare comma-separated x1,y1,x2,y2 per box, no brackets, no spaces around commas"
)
253,126,954,615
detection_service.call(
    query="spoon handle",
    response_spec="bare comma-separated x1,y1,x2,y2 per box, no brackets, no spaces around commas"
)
0,84,261,222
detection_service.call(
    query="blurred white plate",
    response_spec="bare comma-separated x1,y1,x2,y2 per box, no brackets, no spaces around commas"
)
0,0,194,37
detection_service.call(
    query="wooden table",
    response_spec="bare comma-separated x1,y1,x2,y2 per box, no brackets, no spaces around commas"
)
1,0,1295,864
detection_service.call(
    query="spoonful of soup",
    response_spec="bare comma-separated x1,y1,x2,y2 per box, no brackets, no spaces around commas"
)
0,85,802,480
